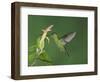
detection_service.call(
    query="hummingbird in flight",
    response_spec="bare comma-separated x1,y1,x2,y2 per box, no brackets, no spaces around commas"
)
51,32,76,56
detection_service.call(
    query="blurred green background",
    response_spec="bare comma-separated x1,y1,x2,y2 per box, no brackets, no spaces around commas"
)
28,15,88,66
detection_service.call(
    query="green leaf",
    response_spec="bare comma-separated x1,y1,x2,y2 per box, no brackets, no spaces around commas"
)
46,36,50,43
28,45,36,52
37,37,41,48
37,37,45,51
39,52,52,64
28,52,37,66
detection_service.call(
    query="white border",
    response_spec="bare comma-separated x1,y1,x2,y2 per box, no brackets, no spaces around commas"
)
20,7,95,75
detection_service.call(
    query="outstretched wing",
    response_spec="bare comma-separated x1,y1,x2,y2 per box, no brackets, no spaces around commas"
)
60,32,76,45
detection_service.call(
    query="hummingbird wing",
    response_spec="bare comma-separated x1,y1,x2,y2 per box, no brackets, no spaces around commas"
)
51,33,70,56
60,32,76,45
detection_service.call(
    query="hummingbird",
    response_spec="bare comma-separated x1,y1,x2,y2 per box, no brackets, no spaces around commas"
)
51,32,76,56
